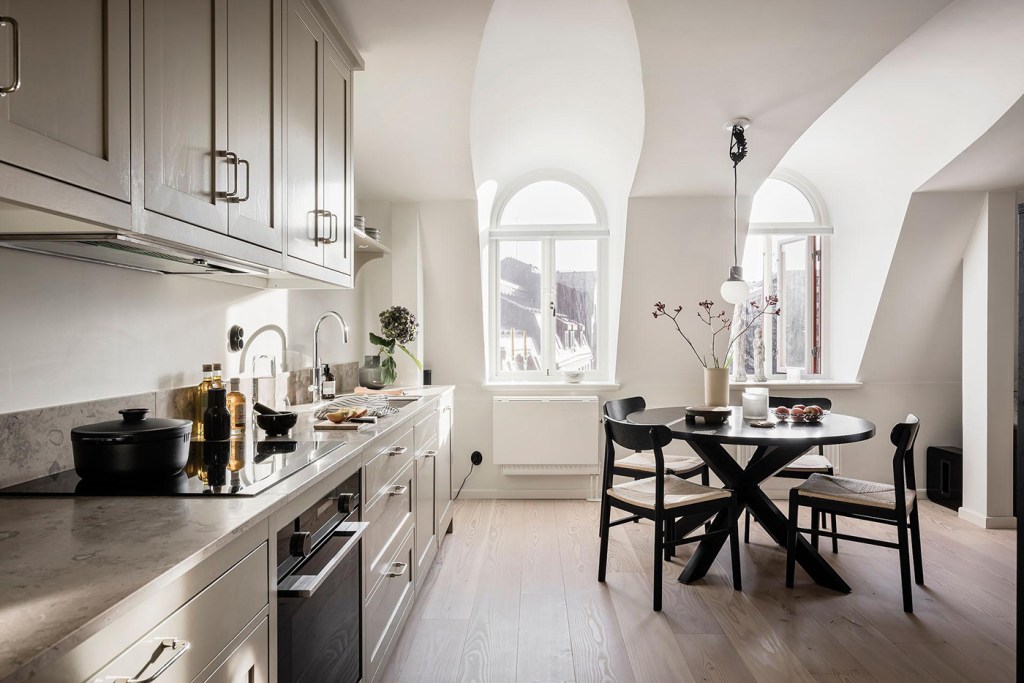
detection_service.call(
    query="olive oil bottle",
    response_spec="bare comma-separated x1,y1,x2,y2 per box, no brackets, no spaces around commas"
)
194,363,214,440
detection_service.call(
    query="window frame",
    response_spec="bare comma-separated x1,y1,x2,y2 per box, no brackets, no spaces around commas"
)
488,175,609,383
745,171,832,379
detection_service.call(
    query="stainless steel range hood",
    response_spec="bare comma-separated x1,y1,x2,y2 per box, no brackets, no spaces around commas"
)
0,232,268,276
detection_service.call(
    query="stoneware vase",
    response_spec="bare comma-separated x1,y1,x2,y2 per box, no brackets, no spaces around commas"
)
703,367,730,407
358,355,386,390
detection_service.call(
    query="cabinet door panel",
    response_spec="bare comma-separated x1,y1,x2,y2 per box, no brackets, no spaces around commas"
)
226,0,280,251
0,0,130,200
144,0,228,233
284,0,323,266
415,448,437,582
435,401,454,532
321,37,351,274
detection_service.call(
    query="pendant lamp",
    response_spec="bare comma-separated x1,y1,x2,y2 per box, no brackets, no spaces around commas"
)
720,118,751,305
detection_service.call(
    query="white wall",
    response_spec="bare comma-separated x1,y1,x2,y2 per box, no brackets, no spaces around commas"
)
0,248,362,414
960,192,1016,526
779,0,1024,381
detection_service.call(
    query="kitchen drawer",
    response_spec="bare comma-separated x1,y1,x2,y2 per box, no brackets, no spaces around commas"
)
363,526,415,683
413,404,439,455
88,543,269,683
196,615,270,683
363,462,414,596
364,427,414,502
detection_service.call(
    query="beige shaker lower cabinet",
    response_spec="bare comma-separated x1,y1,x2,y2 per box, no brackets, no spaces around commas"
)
31,524,272,683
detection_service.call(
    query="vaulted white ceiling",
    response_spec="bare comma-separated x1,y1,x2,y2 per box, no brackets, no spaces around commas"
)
333,0,951,203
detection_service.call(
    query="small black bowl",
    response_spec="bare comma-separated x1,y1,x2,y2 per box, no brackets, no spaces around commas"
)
256,412,298,436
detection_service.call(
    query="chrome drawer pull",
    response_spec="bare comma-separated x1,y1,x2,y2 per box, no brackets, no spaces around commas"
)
388,484,408,496
236,158,250,202
386,561,409,578
113,638,190,683
0,17,20,95
424,450,437,458
388,446,407,456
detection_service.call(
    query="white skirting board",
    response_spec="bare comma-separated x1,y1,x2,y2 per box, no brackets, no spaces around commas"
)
492,395,600,469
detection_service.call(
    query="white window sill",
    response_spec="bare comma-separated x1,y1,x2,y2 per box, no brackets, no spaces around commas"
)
730,379,862,390
483,381,621,392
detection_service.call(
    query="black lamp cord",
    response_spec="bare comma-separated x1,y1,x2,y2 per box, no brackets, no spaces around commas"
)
729,125,748,267
453,461,476,501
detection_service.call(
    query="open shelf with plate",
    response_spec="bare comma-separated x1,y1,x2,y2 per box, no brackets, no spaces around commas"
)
354,227,390,273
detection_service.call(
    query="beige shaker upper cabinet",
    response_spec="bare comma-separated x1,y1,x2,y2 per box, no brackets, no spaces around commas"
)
226,0,282,252
0,0,131,201
284,0,324,266
144,0,229,234
321,36,352,276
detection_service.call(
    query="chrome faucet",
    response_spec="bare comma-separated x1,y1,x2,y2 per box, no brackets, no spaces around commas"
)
312,311,349,403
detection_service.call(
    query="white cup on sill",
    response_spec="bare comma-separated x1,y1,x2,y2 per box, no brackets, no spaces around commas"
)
786,367,803,383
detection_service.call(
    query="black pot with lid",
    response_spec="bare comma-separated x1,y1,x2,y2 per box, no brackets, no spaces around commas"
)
71,408,193,479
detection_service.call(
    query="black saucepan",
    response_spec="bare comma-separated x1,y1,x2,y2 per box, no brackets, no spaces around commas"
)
71,408,193,479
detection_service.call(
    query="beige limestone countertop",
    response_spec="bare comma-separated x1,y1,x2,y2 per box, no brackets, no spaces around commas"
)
0,386,452,683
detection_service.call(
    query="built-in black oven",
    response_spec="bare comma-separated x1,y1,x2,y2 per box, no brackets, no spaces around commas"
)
277,470,365,683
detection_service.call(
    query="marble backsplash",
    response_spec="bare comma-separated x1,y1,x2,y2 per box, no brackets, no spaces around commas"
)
0,362,359,489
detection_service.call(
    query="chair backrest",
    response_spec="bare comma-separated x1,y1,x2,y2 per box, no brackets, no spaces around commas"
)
602,416,674,513
604,396,647,421
768,396,833,411
890,414,921,501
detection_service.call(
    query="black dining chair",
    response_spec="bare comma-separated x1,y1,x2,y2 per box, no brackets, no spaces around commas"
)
786,415,923,612
604,397,710,485
745,396,840,553
598,416,742,611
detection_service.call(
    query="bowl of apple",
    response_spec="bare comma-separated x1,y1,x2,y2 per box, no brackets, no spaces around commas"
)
773,404,828,423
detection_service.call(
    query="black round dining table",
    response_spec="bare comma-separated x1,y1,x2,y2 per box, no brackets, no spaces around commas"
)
627,406,875,592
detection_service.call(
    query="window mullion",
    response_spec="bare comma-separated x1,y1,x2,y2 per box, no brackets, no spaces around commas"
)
542,237,555,377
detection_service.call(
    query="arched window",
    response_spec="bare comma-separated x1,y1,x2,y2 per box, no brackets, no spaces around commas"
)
490,177,607,381
740,174,831,377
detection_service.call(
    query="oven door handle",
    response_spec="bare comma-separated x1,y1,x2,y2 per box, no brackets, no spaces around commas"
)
277,521,368,599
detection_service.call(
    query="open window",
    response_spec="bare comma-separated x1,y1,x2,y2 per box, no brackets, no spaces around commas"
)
737,175,831,377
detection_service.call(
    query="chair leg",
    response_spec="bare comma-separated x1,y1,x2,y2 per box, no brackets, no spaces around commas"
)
909,504,924,585
786,491,798,588
598,487,610,539
598,497,610,582
896,516,914,613
830,513,839,554
820,509,827,529
810,506,820,551
729,500,742,591
744,508,751,544
663,519,674,561
653,515,663,611
702,468,711,532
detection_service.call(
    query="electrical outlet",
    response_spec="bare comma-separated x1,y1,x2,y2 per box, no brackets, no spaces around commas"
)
470,451,483,466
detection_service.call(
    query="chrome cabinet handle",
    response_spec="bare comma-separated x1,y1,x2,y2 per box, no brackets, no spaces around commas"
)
236,158,250,202
386,561,409,578
0,17,20,95
313,209,329,245
217,151,239,198
423,450,437,458
388,446,407,456
113,638,191,683
388,484,408,496
330,212,339,244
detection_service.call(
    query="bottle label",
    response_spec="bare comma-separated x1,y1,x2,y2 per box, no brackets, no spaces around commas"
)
323,380,336,397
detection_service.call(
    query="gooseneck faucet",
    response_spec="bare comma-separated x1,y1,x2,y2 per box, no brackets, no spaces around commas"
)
312,311,349,403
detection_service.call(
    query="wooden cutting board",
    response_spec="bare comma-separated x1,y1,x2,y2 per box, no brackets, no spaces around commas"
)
313,420,367,431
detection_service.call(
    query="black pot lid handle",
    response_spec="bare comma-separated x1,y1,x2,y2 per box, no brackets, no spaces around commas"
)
118,408,149,423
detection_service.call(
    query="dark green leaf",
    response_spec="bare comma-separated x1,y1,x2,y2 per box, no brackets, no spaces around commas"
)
397,344,423,370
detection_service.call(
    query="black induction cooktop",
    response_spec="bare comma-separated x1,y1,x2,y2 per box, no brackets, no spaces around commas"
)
0,435,346,497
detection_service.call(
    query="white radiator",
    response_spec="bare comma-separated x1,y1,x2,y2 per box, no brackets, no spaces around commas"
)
492,396,600,476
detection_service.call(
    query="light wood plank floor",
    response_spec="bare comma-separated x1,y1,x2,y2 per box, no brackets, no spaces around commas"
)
381,499,1016,683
